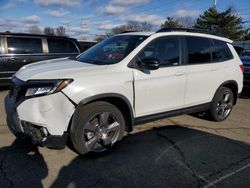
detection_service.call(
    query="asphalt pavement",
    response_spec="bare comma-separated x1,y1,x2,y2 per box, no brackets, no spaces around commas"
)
0,89,250,188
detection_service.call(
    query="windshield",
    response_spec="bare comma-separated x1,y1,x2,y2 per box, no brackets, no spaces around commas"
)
76,35,148,65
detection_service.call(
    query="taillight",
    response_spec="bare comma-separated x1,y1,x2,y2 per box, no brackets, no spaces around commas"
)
240,64,245,73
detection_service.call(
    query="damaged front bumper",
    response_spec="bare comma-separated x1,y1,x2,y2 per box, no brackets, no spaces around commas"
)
5,88,75,149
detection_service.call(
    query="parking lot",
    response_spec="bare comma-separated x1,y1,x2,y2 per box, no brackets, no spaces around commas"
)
0,89,250,188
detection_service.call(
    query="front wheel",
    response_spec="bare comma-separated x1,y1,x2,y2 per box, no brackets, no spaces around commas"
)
70,101,125,155
209,87,234,122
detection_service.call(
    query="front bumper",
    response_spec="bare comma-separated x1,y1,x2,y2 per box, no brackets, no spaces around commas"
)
5,91,75,149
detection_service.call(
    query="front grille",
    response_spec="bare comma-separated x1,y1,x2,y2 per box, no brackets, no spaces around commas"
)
9,77,27,103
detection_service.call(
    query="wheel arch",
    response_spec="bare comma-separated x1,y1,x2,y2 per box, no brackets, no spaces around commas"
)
215,80,239,105
70,93,134,133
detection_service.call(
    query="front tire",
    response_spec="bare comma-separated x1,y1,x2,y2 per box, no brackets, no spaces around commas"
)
70,101,125,155
209,87,234,122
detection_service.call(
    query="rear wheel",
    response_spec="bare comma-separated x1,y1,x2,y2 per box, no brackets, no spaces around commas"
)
209,87,234,121
70,101,125,155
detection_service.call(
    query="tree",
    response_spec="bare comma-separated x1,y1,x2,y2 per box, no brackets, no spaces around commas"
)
28,25,43,34
161,17,183,28
177,17,195,29
44,27,55,36
56,26,66,36
94,35,107,43
126,21,153,32
106,20,153,37
194,7,248,40
245,30,250,40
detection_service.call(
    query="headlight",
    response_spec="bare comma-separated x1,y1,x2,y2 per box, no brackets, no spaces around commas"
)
25,79,73,97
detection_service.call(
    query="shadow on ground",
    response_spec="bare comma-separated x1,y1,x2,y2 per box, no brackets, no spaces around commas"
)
1,125,250,188
0,86,10,91
0,137,48,188
241,87,250,98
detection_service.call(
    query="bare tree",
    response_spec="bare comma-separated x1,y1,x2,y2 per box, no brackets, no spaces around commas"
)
127,21,153,31
56,26,66,36
107,20,153,36
44,27,55,36
177,17,195,28
28,25,43,34
94,35,107,43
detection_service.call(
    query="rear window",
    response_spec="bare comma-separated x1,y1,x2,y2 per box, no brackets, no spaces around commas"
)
186,36,212,64
7,37,43,54
47,38,78,53
212,40,233,62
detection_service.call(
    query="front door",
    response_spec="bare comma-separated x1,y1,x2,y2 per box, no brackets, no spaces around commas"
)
133,36,187,117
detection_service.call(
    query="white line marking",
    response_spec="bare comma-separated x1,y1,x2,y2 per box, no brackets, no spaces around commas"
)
203,163,250,188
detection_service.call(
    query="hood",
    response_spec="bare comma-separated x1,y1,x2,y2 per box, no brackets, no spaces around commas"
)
15,58,107,81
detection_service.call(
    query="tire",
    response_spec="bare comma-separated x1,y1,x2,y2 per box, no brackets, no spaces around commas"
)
70,101,125,155
6,117,26,139
209,87,234,122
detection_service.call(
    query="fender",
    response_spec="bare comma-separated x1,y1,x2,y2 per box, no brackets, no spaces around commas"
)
213,80,239,104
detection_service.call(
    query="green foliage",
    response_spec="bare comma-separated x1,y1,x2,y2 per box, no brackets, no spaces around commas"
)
194,7,248,40
161,17,183,28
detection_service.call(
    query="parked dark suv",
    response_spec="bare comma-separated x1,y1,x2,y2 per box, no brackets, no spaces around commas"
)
0,33,82,86
241,55,250,88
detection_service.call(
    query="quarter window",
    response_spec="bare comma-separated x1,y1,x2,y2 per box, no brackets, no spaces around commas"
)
7,37,43,54
137,37,180,66
212,40,233,62
186,36,212,64
47,38,78,53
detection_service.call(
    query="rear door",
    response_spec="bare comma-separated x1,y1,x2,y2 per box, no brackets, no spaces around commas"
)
45,38,80,59
184,36,219,107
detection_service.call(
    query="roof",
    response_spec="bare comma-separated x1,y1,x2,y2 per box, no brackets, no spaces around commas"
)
0,32,77,40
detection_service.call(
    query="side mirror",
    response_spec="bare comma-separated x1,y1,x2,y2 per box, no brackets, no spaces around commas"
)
141,58,160,70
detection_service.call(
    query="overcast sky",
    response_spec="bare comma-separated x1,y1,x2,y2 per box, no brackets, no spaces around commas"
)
0,0,249,40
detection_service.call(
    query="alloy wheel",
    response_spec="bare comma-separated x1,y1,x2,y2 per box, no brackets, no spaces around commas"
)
83,112,121,152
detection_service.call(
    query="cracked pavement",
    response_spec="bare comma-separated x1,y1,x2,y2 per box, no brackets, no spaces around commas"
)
0,89,250,188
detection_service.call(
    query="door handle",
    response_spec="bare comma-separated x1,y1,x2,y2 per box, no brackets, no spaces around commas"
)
175,72,185,76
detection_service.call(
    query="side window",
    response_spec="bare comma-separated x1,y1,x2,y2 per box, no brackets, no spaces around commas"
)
47,38,78,53
137,37,180,66
186,36,212,64
212,40,233,62
7,37,43,54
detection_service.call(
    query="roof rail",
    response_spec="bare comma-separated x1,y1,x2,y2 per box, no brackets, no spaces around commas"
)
156,27,218,35
120,30,138,34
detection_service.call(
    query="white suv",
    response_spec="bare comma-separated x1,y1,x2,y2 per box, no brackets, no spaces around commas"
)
5,29,243,154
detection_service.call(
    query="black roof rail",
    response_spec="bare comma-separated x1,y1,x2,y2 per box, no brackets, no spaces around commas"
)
120,30,138,34
156,27,218,35
0,32,77,40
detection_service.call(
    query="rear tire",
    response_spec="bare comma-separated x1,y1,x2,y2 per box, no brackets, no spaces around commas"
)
70,101,125,155
209,87,234,122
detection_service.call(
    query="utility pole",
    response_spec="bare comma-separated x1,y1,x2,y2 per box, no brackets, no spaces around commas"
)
213,0,217,8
